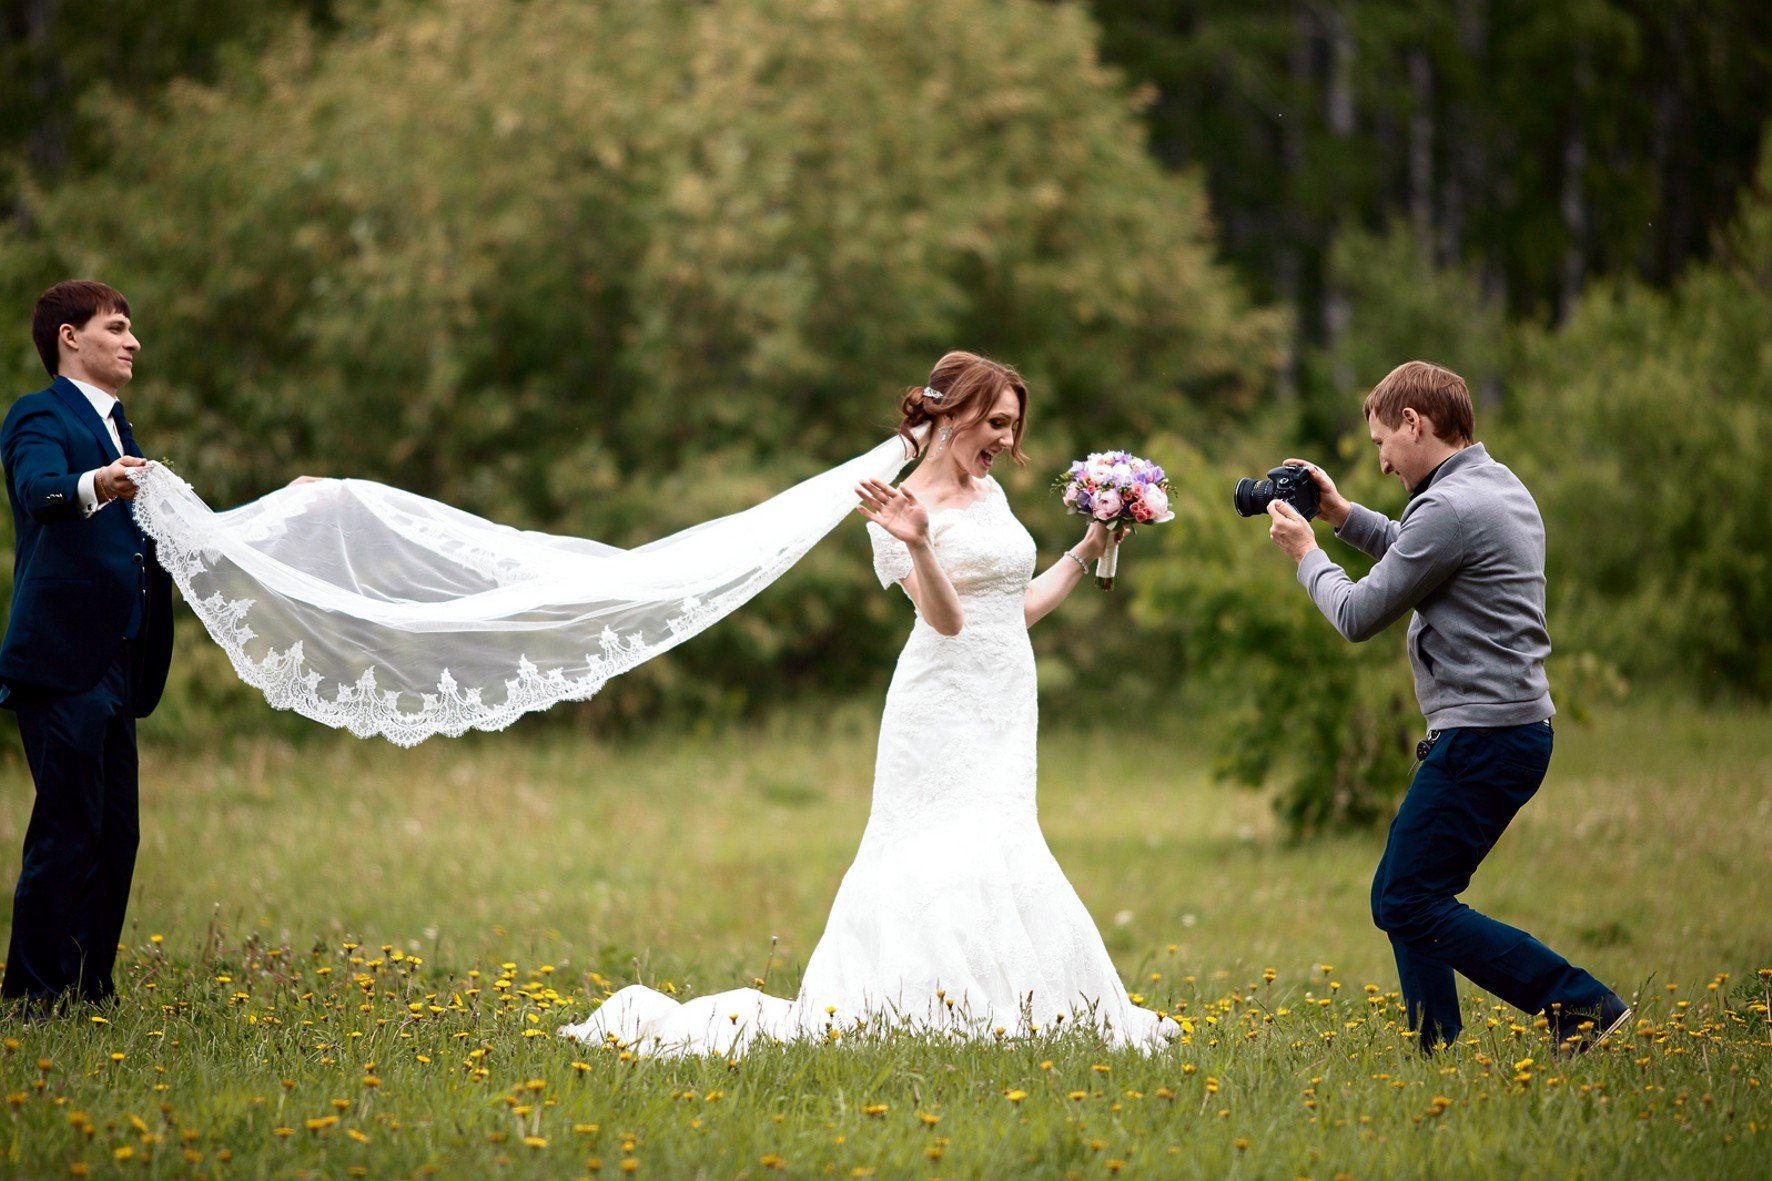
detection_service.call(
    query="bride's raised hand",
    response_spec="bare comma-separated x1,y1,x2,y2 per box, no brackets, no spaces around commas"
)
855,479,929,544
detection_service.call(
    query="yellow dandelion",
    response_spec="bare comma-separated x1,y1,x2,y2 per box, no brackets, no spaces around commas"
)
1005,1090,1027,1103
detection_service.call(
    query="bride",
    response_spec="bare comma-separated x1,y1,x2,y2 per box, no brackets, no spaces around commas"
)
560,351,1179,1055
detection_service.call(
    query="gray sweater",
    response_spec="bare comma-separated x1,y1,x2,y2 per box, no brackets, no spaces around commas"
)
1296,443,1555,730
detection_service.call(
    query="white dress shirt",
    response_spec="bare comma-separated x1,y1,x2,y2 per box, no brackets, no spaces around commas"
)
69,377,125,517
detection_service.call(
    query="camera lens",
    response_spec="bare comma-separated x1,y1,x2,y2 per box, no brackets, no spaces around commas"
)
1233,478,1273,518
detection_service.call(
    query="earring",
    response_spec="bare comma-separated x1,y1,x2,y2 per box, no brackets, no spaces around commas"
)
937,426,952,451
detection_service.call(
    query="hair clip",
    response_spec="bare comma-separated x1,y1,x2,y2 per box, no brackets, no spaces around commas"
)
923,386,945,401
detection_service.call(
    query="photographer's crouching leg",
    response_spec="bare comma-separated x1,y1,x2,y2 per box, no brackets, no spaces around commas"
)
1371,725,1629,1054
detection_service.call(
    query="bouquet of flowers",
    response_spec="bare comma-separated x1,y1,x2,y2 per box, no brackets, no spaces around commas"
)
1053,450,1173,589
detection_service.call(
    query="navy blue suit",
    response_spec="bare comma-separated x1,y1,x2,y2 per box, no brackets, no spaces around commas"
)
1,375,173,1005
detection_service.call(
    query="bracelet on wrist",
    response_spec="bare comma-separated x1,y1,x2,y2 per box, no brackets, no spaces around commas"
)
1063,550,1088,573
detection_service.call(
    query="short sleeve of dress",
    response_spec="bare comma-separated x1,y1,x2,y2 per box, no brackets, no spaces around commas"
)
867,521,914,589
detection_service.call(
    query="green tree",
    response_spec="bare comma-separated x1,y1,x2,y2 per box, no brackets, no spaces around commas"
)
1502,138,1772,699
0,0,347,222
1088,0,1772,408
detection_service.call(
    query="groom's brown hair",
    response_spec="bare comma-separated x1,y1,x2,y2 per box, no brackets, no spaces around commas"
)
897,351,1029,466
32,280,131,378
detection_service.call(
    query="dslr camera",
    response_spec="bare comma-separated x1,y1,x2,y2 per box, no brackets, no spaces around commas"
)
1234,464,1321,521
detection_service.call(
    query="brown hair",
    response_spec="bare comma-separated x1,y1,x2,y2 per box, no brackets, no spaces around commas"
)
32,280,131,378
1362,360,1475,445
896,350,1029,465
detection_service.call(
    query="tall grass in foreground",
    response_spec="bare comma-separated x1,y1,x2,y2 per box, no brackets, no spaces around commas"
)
0,699,1767,1178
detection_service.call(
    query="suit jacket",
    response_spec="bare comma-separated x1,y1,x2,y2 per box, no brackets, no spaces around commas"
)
0,375,174,715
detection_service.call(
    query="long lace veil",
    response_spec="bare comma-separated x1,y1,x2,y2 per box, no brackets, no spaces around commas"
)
128,433,917,747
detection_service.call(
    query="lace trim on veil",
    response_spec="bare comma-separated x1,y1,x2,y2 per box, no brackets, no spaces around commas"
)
129,434,916,747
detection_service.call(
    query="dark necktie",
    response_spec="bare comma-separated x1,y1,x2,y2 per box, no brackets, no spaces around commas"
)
109,401,139,459
110,398,147,639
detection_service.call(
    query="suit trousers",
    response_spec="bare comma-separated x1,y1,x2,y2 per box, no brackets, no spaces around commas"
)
2,647,138,1005
1370,722,1613,1049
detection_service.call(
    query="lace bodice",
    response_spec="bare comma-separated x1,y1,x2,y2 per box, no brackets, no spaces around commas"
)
866,476,1035,615
864,477,1039,835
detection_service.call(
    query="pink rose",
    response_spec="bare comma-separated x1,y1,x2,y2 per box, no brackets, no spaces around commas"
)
1142,484,1170,517
1129,496,1157,523
1062,482,1080,508
1092,489,1122,520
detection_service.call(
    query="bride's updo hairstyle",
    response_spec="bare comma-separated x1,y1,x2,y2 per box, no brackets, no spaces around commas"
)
897,350,1029,465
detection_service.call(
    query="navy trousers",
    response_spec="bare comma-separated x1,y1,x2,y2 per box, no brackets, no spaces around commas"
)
1370,722,1614,1049
2,649,139,1006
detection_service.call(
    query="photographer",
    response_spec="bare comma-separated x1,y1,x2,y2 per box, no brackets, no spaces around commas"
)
1264,360,1629,1053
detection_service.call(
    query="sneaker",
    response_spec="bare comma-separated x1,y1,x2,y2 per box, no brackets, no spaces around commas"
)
1553,994,1632,1054
1592,1001,1634,1047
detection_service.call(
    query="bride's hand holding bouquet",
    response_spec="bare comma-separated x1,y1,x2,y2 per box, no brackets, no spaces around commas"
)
1054,451,1173,589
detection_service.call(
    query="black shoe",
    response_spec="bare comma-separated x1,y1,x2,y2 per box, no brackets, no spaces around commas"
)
1,993,63,1026
1552,993,1632,1053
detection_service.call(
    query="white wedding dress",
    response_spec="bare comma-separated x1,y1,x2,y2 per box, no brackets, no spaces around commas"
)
559,477,1178,1055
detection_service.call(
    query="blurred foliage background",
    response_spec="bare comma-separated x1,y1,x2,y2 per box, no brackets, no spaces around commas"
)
1,0,1767,834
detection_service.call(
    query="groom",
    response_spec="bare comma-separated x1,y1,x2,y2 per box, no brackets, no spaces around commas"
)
1264,360,1630,1053
0,280,173,1009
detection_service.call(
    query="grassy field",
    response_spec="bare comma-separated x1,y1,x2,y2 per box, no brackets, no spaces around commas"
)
0,697,1767,1178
